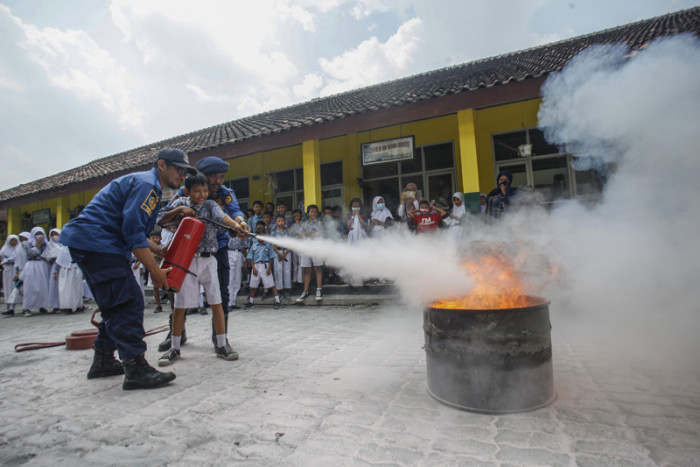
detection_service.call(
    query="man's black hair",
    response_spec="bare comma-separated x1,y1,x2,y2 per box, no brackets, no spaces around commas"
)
419,200,430,207
275,214,286,221
253,200,263,207
292,209,302,215
307,204,319,213
185,173,208,191
262,211,273,217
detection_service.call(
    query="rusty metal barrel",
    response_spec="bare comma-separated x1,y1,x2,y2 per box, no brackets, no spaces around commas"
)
423,296,555,413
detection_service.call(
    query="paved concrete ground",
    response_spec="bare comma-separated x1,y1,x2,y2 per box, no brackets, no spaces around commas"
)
1,300,699,466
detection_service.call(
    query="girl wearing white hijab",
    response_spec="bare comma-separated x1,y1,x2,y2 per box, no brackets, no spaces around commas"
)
42,228,63,312
443,192,466,224
369,196,393,236
20,226,51,316
443,192,467,237
55,242,84,312
1,235,23,316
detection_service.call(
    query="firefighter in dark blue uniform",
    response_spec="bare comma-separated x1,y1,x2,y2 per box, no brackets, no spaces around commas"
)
158,156,249,351
60,148,195,390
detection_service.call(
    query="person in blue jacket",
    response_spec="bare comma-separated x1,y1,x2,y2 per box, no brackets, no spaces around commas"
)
157,156,250,351
60,148,195,390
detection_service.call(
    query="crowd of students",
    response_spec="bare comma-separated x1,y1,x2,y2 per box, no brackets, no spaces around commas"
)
1,227,92,317
1,171,515,320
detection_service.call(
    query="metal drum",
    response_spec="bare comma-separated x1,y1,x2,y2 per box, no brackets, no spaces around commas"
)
423,296,555,413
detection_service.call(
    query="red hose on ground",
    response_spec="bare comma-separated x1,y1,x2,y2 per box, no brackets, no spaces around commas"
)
14,309,169,352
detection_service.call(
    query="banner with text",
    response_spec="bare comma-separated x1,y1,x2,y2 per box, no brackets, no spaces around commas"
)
361,136,414,165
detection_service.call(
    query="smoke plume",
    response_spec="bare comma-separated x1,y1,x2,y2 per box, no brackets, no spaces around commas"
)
261,33,700,367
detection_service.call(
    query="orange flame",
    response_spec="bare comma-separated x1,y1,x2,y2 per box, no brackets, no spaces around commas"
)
432,253,535,310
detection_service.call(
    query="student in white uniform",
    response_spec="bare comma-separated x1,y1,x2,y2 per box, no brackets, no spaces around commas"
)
1,235,23,316
43,228,63,312
55,244,84,313
21,227,51,316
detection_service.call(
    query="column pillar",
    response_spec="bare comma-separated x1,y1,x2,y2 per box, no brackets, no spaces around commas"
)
302,139,321,208
56,196,66,228
457,109,482,214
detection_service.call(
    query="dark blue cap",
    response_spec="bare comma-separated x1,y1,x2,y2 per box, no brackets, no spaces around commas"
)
196,156,229,174
157,148,196,174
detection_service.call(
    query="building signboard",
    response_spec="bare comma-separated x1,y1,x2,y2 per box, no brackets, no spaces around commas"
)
361,136,414,165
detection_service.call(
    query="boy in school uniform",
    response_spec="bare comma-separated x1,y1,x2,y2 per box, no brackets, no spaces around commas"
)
271,214,292,299
156,173,244,366
244,224,282,309
295,204,324,302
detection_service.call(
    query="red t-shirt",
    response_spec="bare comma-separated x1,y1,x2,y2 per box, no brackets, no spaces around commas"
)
411,212,442,233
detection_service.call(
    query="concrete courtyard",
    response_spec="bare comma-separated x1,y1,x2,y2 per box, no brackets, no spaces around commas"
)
0,299,699,466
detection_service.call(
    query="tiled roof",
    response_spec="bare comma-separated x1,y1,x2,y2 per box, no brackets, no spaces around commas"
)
1,6,699,205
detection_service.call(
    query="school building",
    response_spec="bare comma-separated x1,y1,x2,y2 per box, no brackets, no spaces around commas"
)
0,8,698,237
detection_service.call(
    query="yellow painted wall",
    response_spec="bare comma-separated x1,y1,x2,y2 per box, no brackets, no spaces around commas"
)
472,98,542,192
3,99,543,237
6,189,99,235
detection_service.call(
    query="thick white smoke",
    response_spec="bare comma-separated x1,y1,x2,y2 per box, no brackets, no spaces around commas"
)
537,34,700,366
261,33,700,368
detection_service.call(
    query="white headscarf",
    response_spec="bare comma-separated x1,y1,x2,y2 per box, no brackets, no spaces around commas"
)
42,228,63,260
370,196,393,224
29,226,48,248
11,234,28,271
55,244,75,269
451,192,466,219
0,235,21,264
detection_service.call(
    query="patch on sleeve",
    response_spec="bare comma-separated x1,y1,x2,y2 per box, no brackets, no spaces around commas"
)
224,194,233,204
141,189,160,216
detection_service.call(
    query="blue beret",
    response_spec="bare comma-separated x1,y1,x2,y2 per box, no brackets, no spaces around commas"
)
196,156,229,174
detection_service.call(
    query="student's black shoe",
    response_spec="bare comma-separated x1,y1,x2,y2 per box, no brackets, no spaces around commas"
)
215,344,239,361
230,304,240,310
122,354,175,390
154,305,163,313
157,348,180,367
1,310,14,317
87,347,125,379
273,302,282,309
244,302,255,309
198,307,208,315
39,308,48,314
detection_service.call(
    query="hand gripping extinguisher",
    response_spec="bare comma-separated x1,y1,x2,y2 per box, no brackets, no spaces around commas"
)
161,217,206,292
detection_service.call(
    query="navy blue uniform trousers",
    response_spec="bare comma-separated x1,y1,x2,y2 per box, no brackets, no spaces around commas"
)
70,248,146,359
215,246,230,314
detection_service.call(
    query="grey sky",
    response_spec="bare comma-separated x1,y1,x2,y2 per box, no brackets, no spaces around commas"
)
1,0,698,191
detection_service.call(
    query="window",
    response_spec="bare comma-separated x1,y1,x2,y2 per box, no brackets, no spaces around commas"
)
271,168,304,212
362,141,455,213
270,162,344,212
224,177,250,212
492,128,607,203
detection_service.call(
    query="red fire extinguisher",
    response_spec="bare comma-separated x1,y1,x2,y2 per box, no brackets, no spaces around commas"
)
161,217,206,292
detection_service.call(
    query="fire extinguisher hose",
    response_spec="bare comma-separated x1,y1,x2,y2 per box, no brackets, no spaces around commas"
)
161,260,198,277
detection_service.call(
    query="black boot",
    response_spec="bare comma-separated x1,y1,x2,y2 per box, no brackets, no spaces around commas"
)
158,313,187,351
87,346,125,379
122,354,175,390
